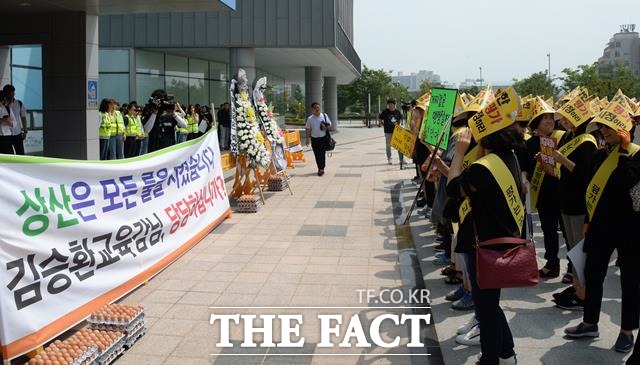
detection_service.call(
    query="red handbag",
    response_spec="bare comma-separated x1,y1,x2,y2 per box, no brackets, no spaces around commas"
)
475,236,539,289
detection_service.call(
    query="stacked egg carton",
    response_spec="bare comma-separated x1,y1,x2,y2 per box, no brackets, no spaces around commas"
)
267,173,289,191
237,194,261,213
73,329,124,365
87,304,146,353
26,339,98,365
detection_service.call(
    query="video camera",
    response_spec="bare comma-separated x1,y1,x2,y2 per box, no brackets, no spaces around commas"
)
147,90,176,113
400,101,412,113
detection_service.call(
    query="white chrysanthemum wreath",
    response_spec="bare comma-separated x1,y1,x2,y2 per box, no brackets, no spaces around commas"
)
234,91,270,168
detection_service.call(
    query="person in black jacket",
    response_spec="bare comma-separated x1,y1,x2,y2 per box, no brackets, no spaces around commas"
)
379,98,405,167
142,89,188,153
564,113,640,354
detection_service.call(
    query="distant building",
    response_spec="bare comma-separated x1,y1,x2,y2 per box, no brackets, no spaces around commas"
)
598,24,640,76
392,70,442,92
458,78,483,89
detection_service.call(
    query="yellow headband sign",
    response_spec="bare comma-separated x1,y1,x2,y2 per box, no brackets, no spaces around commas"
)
558,95,592,127
469,87,519,141
466,85,495,113
516,98,533,122
592,101,634,132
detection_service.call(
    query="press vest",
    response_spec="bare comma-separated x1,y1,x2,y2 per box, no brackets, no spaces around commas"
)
111,111,126,137
99,112,113,139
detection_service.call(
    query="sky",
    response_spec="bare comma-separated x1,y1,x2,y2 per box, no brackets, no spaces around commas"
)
353,0,640,86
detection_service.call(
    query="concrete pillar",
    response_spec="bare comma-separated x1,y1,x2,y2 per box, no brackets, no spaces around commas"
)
230,48,256,87
0,46,10,87
305,66,322,119
323,76,337,131
42,12,99,159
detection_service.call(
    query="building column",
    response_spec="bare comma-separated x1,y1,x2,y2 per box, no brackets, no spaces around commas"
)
323,76,337,131
230,48,256,87
42,12,99,159
0,46,11,87
305,66,322,119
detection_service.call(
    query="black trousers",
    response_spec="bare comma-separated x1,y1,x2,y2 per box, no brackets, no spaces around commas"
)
11,135,24,155
0,135,14,154
584,241,640,331
468,249,515,364
124,137,140,158
537,198,563,269
311,137,327,170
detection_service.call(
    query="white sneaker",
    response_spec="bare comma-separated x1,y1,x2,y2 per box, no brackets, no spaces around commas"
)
456,323,480,346
457,316,479,335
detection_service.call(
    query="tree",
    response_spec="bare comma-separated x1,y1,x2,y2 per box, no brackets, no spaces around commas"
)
559,62,640,99
338,66,411,115
416,80,444,97
512,71,559,99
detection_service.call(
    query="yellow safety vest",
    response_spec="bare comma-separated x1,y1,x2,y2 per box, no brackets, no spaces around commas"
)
188,115,199,134
99,112,112,138
111,111,126,137
177,115,190,135
124,115,138,136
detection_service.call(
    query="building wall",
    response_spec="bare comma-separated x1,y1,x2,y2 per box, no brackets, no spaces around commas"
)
99,0,338,49
336,0,354,43
598,31,640,76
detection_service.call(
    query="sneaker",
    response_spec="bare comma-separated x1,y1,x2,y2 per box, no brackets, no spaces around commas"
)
456,323,480,346
416,198,427,208
435,251,447,258
457,316,479,335
446,285,465,302
433,256,451,266
552,286,576,301
561,272,573,284
452,291,474,311
614,332,634,353
539,267,560,279
555,293,584,311
565,322,599,338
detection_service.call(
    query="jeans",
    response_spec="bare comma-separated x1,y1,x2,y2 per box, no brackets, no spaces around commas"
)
177,133,188,144
311,137,327,170
99,138,110,160
219,125,230,149
537,199,563,269
109,135,125,160
139,137,149,156
467,249,515,364
384,133,403,162
583,241,640,331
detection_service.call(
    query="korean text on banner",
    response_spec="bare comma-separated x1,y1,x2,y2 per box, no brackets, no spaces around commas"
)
390,125,416,157
0,131,231,360
423,88,458,150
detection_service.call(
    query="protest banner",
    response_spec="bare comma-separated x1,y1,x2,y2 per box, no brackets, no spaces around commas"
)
390,125,416,157
422,88,458,150
539,136,558,177
0,131,231,360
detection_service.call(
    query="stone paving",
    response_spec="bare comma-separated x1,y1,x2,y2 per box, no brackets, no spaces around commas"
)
113,125,634,364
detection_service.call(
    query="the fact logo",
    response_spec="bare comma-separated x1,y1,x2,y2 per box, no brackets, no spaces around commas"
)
209,313,431,349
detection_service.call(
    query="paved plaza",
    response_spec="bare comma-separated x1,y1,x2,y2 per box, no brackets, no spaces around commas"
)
114,126,632,365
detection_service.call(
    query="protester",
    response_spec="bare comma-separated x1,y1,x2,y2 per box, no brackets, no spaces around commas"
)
447,123,523,364
217,102,231,149
379,98,406,167
138,104,150,156
175,103,190,144
110,100,126,159
201,105,214,133
550,96,599,310
2,85,27,155
522,97,566,278
411,100,433,215
305,101,331,176
563,101,640,355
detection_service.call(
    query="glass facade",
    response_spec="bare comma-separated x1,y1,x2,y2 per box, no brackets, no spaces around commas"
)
99,49,130,103
10,45,43,155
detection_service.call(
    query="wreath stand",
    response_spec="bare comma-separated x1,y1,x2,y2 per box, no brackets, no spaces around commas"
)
231,154,265,205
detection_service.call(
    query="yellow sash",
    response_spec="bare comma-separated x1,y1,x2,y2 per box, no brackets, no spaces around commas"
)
524,132,532,141
458,153,525,235
530,130,566,210
585,143,640,221
556,133,597,178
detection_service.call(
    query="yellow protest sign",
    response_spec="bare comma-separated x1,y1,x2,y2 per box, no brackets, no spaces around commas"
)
466,85,494,113
530,96,555,124
557,94,592,127
390,125,417,157
591,100,634,132
469,87,519,141
516,98,534,122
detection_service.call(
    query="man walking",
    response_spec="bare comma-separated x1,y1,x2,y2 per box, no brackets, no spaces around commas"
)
217,102,231,150
2,85,28,155
305,102,331,176
379,98,405,167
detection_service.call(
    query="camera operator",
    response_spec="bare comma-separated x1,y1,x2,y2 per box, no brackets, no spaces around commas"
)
142,89,188,153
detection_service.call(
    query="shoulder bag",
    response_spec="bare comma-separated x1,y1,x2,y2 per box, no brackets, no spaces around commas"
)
322,113,336,151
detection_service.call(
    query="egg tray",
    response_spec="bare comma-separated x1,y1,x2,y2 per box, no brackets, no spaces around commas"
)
91,334,126,365
267,176,289,191
26,345,99,365
124,325,146,349
88,311,145,334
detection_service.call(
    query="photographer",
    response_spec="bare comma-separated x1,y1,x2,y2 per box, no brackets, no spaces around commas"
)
143,89,188,153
